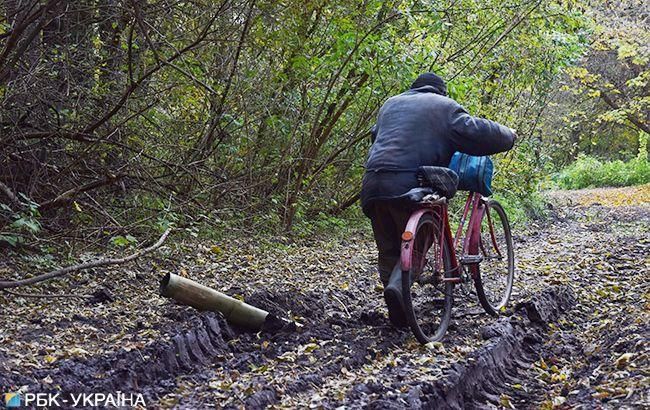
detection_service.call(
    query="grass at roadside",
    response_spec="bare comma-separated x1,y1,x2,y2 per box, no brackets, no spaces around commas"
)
555,155,649,190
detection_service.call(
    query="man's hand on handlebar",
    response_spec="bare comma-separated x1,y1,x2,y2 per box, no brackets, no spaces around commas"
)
510,128,518,144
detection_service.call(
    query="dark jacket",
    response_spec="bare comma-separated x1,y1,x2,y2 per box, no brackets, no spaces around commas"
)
361,85,515,215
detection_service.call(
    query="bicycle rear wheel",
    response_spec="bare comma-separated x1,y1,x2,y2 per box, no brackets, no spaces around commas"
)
401,212,454,344
474,199,514,316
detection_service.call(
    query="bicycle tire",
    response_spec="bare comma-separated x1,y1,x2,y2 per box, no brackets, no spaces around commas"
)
474,199,514,316
401,212,454,344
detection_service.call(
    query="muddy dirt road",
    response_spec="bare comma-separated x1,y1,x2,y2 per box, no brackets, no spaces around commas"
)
1,186,648,408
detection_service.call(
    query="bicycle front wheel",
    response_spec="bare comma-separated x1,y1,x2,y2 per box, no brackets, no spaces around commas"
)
401,212,454,344
474,199,514,316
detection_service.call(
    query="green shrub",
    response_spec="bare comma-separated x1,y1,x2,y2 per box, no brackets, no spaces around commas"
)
492,190,548,226
556,154,650,189
0,195,42,247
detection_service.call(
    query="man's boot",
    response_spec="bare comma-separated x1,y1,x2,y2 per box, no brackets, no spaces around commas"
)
383,263,408,327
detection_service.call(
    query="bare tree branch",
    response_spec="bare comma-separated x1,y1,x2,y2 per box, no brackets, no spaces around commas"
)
0,227,172,289
0,181,24,209
38,173,126,211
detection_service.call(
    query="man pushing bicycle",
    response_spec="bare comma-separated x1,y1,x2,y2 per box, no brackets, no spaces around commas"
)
361,73,517,328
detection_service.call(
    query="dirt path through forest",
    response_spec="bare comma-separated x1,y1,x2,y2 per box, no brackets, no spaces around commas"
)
1,186,648,409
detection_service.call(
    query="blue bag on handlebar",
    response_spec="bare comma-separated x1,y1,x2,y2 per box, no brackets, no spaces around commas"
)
448,152,494,196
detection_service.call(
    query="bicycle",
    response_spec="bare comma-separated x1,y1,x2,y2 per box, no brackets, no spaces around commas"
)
398,166,514,344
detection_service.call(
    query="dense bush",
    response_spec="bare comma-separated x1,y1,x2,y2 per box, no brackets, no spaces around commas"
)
556,155,650,189
0,0,589,246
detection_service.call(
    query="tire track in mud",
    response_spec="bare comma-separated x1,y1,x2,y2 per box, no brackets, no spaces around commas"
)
1,287,407,407
489,204,650,409
211,289,414,409
0,231,592,408
1,312,233,400
159,286,577,409
0,284,576,409
407,286,576,409
3,190,647,409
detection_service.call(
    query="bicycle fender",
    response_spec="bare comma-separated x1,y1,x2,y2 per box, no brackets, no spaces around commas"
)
400,209,431,272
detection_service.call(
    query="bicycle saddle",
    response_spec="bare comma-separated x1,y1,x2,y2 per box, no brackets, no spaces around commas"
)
416,166,459,199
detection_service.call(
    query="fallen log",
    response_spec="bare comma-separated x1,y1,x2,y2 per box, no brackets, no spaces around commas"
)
160,272,270,330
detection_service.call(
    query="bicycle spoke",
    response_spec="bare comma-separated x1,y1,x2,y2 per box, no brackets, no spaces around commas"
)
401,211,454,343
474,200,514,315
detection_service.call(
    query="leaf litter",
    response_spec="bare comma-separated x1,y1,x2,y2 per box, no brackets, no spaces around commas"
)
0,186,648,408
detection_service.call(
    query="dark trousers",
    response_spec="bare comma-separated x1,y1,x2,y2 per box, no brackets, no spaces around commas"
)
368,201,412,285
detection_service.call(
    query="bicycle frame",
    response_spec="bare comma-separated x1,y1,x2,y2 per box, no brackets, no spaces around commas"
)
400,191,491,283
457,192,487,264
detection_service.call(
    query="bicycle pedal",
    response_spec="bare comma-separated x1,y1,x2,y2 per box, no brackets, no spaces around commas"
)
460,255,483,265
